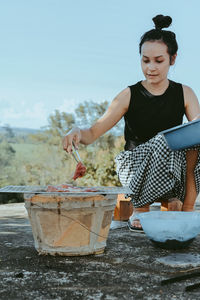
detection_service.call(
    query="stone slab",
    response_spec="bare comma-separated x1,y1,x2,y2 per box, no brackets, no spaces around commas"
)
157,253,200,268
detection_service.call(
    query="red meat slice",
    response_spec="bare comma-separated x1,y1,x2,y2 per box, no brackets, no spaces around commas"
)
61,184,74,189
47,185,60,192
47,185,69,192
83,188,98,192
73,162,87,180
47,184,98,193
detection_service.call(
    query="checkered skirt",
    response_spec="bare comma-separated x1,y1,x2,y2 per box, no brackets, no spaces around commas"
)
115,134,200,208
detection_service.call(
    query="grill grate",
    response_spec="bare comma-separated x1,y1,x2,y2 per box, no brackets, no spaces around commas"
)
0,185,46,193
0,185,132,195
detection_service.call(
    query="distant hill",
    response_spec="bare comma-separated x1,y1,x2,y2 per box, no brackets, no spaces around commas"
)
0,126,41,136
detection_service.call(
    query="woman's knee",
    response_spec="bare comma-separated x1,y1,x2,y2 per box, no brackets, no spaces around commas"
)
186,149,198,172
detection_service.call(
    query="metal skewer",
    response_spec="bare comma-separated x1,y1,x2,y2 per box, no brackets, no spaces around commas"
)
72,141,82,163
71,152,79,163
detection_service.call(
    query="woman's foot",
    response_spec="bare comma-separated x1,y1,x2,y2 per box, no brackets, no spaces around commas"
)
168,198,183,211
128,204,150,231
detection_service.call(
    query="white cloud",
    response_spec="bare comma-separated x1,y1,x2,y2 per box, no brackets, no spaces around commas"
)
0,97,107,129
57,98,80,114
0,97,84,129
0,101,49,129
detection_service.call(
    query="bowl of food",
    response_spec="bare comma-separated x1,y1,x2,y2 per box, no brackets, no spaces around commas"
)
159,118,200,150
138,211,200,249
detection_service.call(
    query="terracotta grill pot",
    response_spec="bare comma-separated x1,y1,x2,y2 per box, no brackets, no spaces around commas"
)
24,193,117,256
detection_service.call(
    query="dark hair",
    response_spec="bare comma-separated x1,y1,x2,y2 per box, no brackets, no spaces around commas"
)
139,15,178,64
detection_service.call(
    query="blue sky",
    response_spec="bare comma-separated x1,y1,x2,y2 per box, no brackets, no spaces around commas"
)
1,0,200,129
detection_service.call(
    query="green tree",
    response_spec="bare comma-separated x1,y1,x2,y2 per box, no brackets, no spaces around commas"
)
0,139,16,186
2,124,15,140
47,110,76,136
0,139,15,168
3,100,125,189
75,100,108,126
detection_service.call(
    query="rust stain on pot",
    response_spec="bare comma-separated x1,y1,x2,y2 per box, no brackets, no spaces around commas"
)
57,200,62,233
102,211,113,229
57,200,61,215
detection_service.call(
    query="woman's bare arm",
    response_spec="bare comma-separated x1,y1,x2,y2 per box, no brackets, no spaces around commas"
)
63,87,131,153
183,85,200,121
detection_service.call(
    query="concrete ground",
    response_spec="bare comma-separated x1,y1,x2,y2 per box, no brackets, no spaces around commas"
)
1,201,200,300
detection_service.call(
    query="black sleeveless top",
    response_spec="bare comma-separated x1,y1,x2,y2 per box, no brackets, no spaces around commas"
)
124,80,185,150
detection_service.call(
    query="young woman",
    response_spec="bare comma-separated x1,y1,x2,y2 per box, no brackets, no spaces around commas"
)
63,15,200,231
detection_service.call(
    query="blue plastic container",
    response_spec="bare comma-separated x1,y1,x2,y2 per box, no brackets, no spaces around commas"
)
159,118,200,151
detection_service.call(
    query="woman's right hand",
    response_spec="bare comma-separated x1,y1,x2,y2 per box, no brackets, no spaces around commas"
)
62,87,130,153
62,127,81,153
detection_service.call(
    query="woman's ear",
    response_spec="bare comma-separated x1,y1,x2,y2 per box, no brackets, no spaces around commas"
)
170,53,177,65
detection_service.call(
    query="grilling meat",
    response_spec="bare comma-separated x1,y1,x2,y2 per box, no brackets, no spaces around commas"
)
73,162,87,180
47,184,71,192
47,184,97,193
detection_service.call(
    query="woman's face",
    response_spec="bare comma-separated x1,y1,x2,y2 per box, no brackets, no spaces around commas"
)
141,41,175,84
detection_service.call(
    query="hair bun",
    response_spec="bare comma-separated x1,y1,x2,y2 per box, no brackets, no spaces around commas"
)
152,14,172,30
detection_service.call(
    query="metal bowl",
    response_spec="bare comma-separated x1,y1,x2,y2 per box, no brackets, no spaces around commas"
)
138,211,200,249
159,118,200,150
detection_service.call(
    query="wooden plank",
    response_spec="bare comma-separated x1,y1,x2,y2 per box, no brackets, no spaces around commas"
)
114,194,133,221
